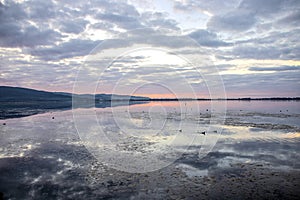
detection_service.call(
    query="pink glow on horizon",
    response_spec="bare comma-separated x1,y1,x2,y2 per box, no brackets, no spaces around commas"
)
1,84,299,98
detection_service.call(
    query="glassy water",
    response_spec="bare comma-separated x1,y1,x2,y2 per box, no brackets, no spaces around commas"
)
0,101,299,199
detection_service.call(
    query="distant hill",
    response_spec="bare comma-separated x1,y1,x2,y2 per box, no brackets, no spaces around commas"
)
0,86,150,102
0,86,150,119
0,86,71,102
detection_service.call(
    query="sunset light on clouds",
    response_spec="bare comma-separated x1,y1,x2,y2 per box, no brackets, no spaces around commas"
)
0,0,299,98
1,1,300,198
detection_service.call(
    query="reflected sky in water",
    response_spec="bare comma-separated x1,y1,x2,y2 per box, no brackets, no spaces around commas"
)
0,101,299,199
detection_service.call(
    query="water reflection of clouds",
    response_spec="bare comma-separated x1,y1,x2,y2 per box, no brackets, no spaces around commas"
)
0,102,299,198
216,139,300,169
220,125,300,140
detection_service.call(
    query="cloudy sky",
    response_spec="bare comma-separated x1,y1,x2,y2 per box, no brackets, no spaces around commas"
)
0,0,299,98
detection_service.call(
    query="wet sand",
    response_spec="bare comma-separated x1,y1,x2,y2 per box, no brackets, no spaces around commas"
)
0,142,299,200
0,101,299,199
82,153,300,199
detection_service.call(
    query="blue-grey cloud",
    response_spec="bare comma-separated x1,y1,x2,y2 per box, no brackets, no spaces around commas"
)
0,24,62,47
0,1,62,47
208,11,256,32
249,66,300,72
173,0,240,15
141,12,180,31
30,39,101,61
188,29,232,47
96,13,142,30
276,10,300,27
24,0,57,20
222,71,300,96
238,0,284,16
60,20,89,34
207,0,300,33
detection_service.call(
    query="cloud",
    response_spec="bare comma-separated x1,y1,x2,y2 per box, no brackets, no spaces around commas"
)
276,11,300,28
231,45,282,60
96,13,142,30
238,0,284,17
248,66,300,72
188,29,231,47
91,0,143,31
0,24,62,47
30,39,101,61
221,71,300,97
24,0,57,20
0,0,299,97
88,28,197,52
59,19,89,34
206,0,300,34
208,10,257,32
225,28,300,60
173,0,240,15
0,1,27,22
0,1,61,47
141,12,180,31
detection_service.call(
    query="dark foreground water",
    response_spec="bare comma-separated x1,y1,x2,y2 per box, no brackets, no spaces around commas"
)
0,101,299,199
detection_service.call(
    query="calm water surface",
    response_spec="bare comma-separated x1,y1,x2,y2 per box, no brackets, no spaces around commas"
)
0,101,299,199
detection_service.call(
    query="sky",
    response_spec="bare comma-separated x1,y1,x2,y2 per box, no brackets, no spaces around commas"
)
0,0,299,98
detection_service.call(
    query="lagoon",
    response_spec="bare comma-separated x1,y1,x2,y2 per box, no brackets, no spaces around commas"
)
0,100,299,199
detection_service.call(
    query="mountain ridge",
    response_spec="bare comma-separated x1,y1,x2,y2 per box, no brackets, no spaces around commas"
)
0,86,150,102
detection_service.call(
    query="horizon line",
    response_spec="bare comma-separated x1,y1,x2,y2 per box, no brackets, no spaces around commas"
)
1,85,300,100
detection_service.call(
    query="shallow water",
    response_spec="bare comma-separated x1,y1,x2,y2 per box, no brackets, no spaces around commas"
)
0,101,299,199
